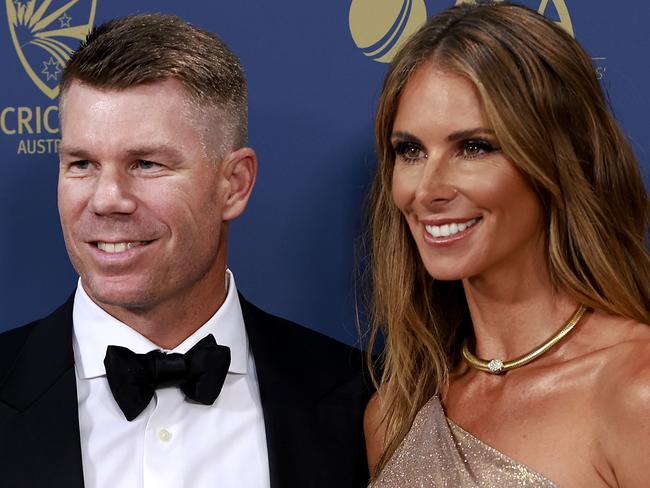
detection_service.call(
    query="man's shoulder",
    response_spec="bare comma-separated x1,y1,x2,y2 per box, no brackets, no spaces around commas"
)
240,295,365,360
0,297,74,382
0,322,37,379
240,296,373,486
239,295,372,393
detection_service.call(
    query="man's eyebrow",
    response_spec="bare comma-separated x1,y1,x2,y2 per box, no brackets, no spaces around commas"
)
58,145,88,158
123,144,184,159
58,144,184,159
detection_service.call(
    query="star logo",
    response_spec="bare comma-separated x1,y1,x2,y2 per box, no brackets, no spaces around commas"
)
6,0,97,98
41,57,62,81
58,12,72,28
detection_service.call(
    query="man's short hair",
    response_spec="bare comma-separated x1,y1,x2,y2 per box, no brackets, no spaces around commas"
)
60,13,247,152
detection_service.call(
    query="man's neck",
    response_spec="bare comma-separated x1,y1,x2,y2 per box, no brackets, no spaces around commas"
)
90,276,228,350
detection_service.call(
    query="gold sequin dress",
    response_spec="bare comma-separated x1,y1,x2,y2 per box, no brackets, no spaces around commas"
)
371,396,558,487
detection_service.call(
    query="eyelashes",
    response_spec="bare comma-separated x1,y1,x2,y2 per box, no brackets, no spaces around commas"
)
392,138,501,163
70,160,91,170
134,159,161,170
460,139,500,160
393,141,426,162
63,159,165,175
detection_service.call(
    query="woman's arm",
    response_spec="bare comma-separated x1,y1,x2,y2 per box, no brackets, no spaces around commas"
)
364,392,386,475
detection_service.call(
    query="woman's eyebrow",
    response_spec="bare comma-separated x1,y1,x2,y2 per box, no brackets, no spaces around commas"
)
446,128,495,142
391,131,424,145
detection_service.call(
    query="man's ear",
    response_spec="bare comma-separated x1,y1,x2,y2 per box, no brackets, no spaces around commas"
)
220,147,257,221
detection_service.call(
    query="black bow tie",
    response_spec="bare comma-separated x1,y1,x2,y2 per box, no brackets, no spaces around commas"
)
104,334,231,421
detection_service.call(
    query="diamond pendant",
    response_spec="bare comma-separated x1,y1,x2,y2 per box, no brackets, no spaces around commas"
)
487,359,504,374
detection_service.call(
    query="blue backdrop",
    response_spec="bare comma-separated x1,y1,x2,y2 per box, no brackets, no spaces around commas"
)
1,1,648,345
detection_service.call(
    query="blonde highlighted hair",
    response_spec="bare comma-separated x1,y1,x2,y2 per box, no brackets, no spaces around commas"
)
366,2,650,477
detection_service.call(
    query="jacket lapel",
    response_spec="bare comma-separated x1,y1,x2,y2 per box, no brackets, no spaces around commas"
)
241,296,314,487
241,295,371,488
0,297,85,488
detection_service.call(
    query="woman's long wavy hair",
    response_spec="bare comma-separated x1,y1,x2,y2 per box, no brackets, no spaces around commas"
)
367,2,650,477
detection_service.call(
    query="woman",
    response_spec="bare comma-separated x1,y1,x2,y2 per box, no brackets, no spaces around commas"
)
364,3,650,487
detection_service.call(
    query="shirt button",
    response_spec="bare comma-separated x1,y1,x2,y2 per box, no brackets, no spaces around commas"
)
158,428,172,442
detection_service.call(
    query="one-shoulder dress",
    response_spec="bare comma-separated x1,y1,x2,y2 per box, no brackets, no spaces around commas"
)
370,396,558,487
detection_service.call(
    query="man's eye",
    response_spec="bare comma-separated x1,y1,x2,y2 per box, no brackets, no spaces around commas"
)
460,140,499,160
136,160,159,170
70,160,91,171
394,142,427,162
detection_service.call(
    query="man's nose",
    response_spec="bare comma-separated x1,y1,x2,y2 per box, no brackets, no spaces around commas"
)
88,167,137,215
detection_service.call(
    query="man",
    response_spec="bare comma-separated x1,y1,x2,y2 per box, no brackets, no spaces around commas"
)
0,14,372,488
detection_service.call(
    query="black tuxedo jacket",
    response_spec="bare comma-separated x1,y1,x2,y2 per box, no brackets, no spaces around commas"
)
0,295,373,488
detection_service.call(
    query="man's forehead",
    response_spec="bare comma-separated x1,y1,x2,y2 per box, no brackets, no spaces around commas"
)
61,78,193,105
58,79,225,162
59,79,215,131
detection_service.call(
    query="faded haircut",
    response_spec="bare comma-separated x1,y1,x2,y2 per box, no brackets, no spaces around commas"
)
60,13,247,155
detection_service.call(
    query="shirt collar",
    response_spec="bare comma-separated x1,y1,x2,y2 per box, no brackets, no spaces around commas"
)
73,269,248,379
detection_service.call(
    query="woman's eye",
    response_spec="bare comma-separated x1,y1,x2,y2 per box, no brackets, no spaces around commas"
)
394,142,427,162
460,140,499,160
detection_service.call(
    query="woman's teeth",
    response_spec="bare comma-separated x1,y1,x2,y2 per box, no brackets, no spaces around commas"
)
425,218,479,238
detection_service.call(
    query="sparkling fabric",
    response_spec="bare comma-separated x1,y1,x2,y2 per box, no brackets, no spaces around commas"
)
371,396,558,487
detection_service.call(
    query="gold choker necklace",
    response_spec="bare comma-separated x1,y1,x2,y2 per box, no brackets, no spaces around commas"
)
462,304,588,374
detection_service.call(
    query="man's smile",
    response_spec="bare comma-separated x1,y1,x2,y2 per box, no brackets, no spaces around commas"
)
95,241,150,253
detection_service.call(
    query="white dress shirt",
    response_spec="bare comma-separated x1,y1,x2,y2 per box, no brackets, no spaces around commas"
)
72,270,270,488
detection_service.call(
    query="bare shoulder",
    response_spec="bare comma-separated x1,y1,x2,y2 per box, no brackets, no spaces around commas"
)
364,392,386,475
593,314,650,487
594,312,650,403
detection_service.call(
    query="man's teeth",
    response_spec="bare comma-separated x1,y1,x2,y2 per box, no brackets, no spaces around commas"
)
97,242,142,253
425,218,479,238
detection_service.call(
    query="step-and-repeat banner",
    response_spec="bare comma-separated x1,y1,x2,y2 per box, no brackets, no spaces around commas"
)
1,1,648,344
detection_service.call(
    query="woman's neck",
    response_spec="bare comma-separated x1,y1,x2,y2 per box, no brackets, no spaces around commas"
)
462,264,578,362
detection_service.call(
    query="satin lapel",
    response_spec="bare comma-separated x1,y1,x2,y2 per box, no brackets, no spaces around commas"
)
241,297,319,488
240,295,372,488
0,296,85,488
